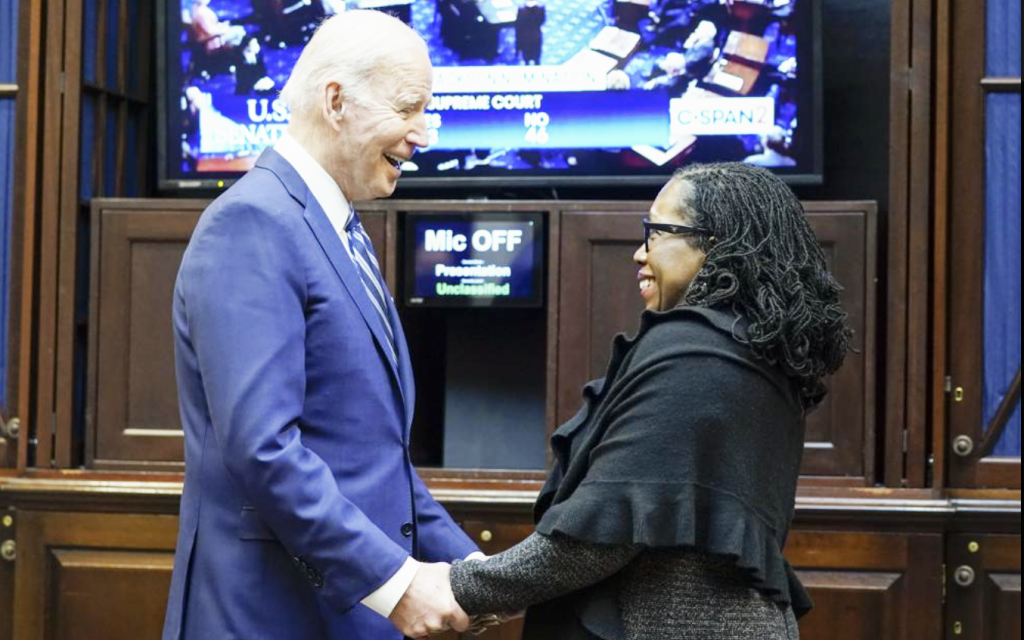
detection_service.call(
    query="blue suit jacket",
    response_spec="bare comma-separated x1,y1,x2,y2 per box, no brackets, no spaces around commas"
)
162,149,478,640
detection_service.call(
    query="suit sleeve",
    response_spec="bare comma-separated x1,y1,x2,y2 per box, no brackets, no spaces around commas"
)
180,198,409,613
410,470,480,562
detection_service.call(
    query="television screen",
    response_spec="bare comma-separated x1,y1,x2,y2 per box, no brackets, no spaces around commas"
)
403,212,544,307
160,0,820,189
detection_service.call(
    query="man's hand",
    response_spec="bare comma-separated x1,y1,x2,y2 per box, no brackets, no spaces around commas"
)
389,562,470,638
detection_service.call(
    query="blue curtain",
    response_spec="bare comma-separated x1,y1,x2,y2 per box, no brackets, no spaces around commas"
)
0,0,19,408
983,0,1022,457
984,93,1021,457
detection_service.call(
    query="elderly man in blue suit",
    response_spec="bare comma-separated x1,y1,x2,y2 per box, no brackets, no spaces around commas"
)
162,11,481,640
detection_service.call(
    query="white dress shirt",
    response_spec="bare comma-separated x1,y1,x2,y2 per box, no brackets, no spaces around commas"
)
274,132,354,253
272,132,483,618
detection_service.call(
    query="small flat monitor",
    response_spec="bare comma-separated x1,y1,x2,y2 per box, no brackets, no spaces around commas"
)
404,212,544,307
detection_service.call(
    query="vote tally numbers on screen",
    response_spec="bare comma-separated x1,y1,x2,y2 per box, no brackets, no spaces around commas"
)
215,91,776,154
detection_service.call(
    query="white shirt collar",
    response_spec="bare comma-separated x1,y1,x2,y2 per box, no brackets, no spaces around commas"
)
274,131,353,247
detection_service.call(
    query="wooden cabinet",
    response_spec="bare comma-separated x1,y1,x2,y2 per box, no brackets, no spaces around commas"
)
85,201,387,469
0,482,1019,640
943,0,1022,491
86,199,877,485
946,533,1022,639
556,203,878,482
87,204,199,469
59,197,1018,640
8,509,178,640
786,530,944,640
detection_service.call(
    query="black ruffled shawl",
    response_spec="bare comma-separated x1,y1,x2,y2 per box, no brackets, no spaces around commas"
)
523,306,813,640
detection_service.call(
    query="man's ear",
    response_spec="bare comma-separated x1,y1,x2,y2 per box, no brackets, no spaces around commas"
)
322,81,346,132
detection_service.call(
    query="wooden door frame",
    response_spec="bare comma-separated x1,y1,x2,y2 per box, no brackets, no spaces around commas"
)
945,0,1022,489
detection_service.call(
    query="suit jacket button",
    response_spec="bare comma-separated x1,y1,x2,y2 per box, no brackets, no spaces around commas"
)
400,522,414,537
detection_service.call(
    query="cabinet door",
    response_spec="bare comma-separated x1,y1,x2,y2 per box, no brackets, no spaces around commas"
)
946,533,1021,639
89,204,201,469
11,510,178,640
945,0,1021,489
785,530,943,640
556,205,876,480
86,200,388,469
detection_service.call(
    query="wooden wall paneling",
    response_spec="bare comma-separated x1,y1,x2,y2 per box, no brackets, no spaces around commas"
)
557,205,876,482
556,210,646,428
87,202,204,468
863,206,880,485
11,510,178,640
786,530,943,640
50,549,173,640
930,0,952,497
33,0,71,470
82,202,384,469
801,207,877,481
80,199,876,480
0,429,10,470
885,0,912,489
903,0,936,489
0,508,13,640
799,205,876,483
945,0,986,489
52,0,84,469
5,0,47,463
884,0,943,489
946,533,1022,639
544,209,561,444
86,196,103,467
947,0,1022,490
23,0,156,472
384,208,400,294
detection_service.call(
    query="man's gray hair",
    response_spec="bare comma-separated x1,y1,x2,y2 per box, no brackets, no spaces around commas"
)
279,10,420,122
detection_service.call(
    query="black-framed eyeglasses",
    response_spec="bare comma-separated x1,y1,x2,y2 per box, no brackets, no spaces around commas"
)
642,218,712,252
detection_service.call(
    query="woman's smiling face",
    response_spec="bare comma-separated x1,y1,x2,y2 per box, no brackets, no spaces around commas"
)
634,179,708,312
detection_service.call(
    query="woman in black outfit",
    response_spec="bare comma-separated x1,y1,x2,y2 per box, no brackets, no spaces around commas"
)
449,163,851,640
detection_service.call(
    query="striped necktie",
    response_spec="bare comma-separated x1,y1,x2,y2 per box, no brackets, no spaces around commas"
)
345,207,398,365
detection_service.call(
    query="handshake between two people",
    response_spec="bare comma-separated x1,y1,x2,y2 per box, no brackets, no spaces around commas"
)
388,560,518,639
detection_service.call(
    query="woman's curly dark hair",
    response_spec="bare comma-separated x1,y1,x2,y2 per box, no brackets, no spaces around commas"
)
670,162,852,409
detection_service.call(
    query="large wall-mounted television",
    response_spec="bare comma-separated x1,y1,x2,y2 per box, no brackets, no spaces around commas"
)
159,0,821,190
403,212,544,307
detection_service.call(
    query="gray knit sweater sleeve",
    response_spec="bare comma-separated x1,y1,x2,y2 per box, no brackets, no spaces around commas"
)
450,532,640,615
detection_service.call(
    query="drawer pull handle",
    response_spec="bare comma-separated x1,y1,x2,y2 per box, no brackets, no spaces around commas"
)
480,530,493,543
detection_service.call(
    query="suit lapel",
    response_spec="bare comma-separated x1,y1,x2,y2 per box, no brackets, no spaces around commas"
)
305,197,407,394
255,149,408,415
387,293,416,432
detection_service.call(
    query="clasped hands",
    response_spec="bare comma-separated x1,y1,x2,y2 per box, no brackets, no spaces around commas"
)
388,561,519,638
389,562,467,638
